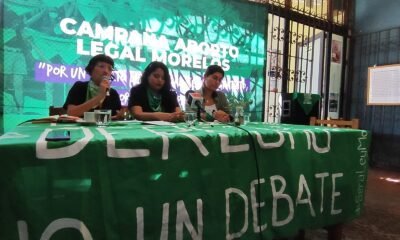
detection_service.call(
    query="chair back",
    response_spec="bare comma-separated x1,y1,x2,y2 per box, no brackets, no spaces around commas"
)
49,106,66,116
310,117,359,129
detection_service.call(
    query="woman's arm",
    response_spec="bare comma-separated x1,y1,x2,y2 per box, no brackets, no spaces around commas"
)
212,92,231,122
66,95,104,117
66,80,109,117
213,110,230,123
173,107,184,122
131,106,183,122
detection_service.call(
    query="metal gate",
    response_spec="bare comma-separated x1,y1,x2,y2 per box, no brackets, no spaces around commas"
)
259,0,349,123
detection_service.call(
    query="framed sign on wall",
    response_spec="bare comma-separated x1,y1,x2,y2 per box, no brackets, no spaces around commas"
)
367,64,400,105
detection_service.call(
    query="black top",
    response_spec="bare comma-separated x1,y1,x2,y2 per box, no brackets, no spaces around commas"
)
128,85,179,113
63,81,121,116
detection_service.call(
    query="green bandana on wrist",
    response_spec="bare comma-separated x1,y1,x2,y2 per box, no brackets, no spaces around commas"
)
87,80,99,100
86,80,104,108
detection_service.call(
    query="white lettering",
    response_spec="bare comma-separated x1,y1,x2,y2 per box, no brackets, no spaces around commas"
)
94,24,114,41
331,173,343,215
304,130,331,153
76,21,94,38
97,128,150,158
253,131,284,149
219,133,250,153
91,41,103,56
315,172,329,213
136,207,144,240
17,221,28,240
77,39,90,55
296,174,316,217
40,218,92,240
60,18,76,35
226,188,248,240
270,175,294,227
250,179,267,233
176,199,203,240
160,203,169,240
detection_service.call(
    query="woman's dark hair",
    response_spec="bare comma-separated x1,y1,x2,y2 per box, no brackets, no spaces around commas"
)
204,65,225,78
85,54,114,76
140,61,172,95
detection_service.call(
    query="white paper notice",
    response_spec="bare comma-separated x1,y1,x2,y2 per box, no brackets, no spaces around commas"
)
368,65,400,105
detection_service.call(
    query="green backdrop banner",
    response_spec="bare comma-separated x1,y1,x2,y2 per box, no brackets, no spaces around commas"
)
1,0,266,134
0,122,370,239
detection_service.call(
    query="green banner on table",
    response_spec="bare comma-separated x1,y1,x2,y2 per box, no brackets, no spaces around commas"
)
0,122,370,239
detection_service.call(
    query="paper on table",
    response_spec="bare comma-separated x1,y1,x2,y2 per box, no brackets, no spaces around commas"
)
31,115,81,124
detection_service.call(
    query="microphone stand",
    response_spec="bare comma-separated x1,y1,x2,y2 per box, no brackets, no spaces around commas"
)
193,100,203,122
196,105,201,122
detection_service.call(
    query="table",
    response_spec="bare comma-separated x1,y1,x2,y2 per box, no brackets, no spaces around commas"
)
0,122,370,240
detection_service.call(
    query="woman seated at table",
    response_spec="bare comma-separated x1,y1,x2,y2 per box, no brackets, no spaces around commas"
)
63,54,122,118
128,61,184,122
191,65,231,123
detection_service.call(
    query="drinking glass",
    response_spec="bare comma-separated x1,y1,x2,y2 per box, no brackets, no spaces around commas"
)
184,112,197,127
244,113,251,125
84,112,95,122
94,109,111,127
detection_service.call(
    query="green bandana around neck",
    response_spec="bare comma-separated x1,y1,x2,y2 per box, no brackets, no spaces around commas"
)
146,88,162,112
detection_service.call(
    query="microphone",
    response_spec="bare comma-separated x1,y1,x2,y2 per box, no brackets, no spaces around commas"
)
185,90,205,122
103,75,112,96
185,90,205,112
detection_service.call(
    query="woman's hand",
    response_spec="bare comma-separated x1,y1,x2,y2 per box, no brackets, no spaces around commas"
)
167,112,184,122
97,78,111,97
155,112,183,122
174,112,185,122
213,110,230,123
112,108,129,120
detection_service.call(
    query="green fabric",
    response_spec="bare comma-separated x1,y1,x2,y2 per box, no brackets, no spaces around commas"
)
292,92,321,115
147,88,162,112
0,122,370,239
24,28,79,64
86,80,99,101
3,28,16,43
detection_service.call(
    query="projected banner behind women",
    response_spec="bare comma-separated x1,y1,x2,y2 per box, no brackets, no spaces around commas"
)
1,0,266,133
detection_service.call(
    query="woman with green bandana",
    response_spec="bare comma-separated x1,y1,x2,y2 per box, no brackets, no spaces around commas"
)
191,65,231,123
63,54,122,118
128,61,183,122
